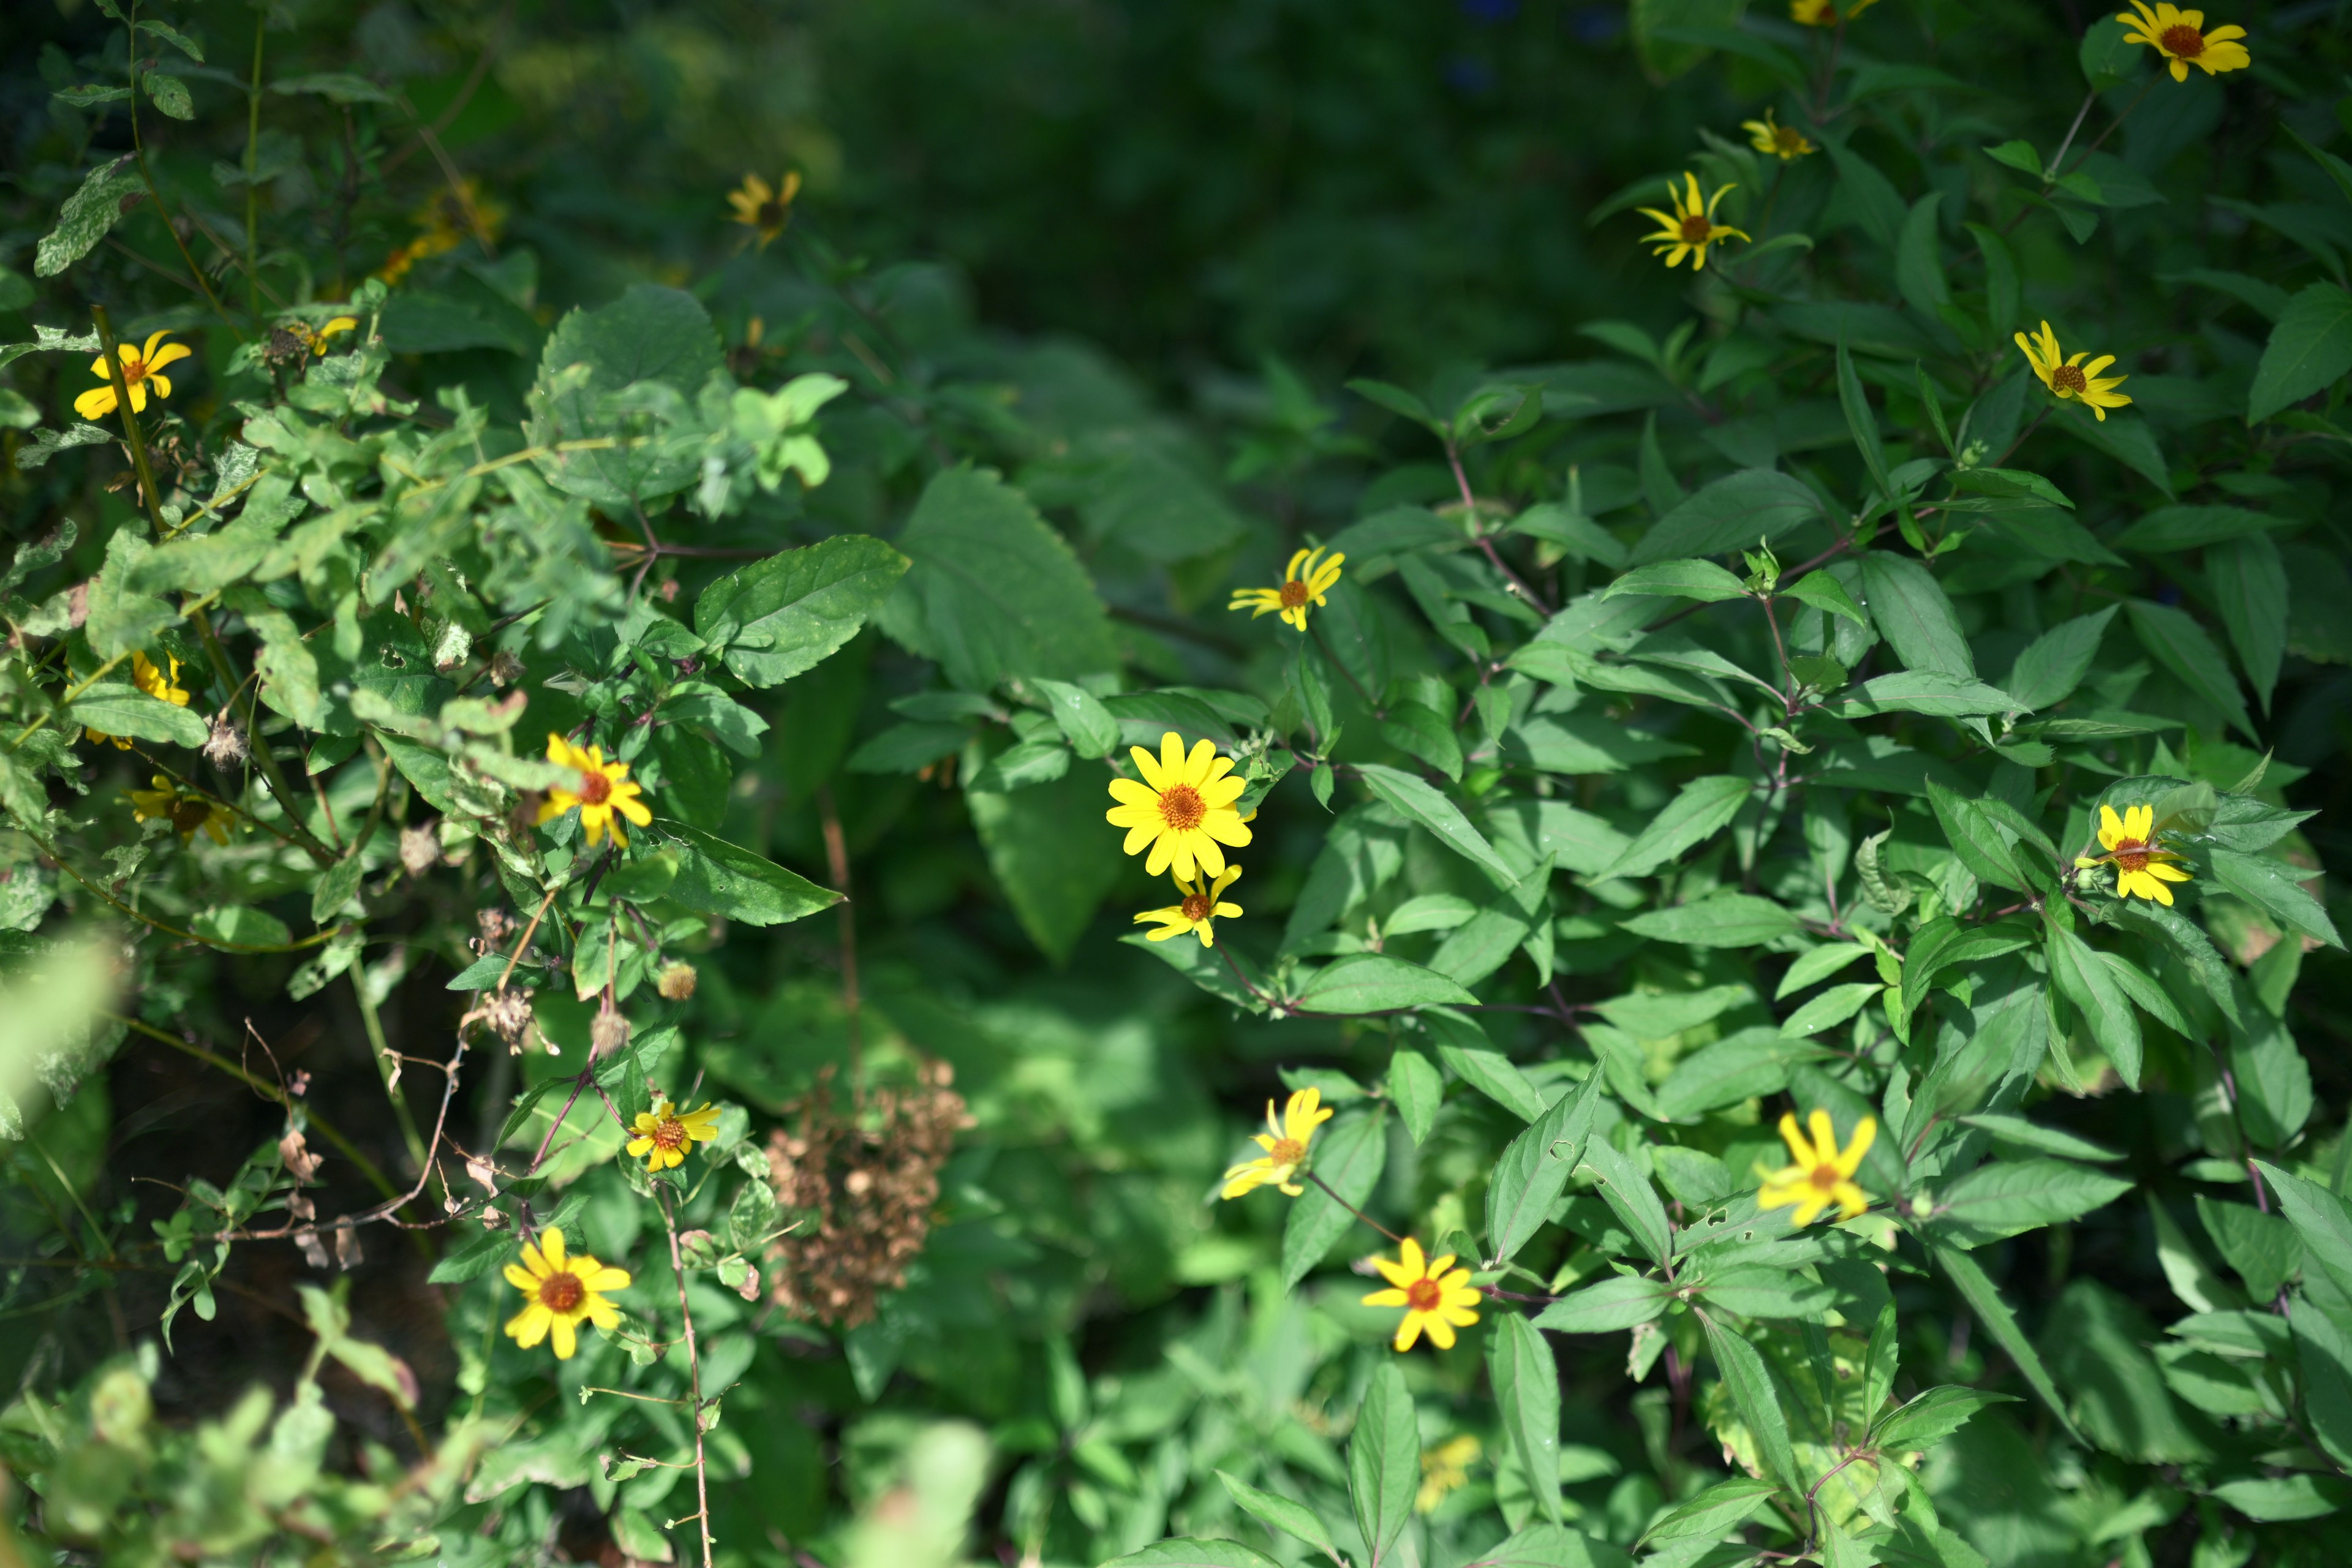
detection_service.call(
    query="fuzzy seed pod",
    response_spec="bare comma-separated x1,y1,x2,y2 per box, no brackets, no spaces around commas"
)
655,960,698,1001
398,826,439,876
202,715,248,769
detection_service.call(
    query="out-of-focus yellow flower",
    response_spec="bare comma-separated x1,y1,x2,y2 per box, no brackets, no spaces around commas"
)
1105,731,1252,881
2116,2,2250,81
74,331,191,421
1792,0,1876,23
1219,1086,1333,1199
1362,1238,1482,1353
502,1226,629,1360
293,316,359,356
2075,802,2194,905
1636,174,1750,272
1743,108,1815,160
727,172,803,249
1229,546,1345,631
1417,1434,1482,1514
1757,1110,1874,1226
86,652,190,749
1136,866,1244,950
377,179,504,283
129,774,232,845
2015,321,2133,422
537,733,652,850
625,1096,723,1172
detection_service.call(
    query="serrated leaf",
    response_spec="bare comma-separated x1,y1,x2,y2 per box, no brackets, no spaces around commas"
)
2248,282,2352,423
36,157,144,278
1485,1069,1604,1264
1215,1471,1338,1561
1350,763,1516,883
1279,1109,1387,1290
694,535,909,688
1348,1362,1417,1567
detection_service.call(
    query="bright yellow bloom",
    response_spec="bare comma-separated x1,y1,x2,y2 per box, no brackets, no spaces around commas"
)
128,775,232,845
727,172,803,249
2015,321,2133,423
1219,1087,1334,1199
1136,865,1244,950
2116,2,2250,81
293,316,358,356
74,331,192,421
625,1096,723,1172
1743,108,1815,160
1362,1237,1482,1353
537,733,653,850
1635,174,1750,272
86,651,191,750
1417,1434,1482,1514
1757,1110,1875,1226
1105,731,1253,881
2074,802,2194,905
502,1226,629,1360
1229,546,1346,632
1791,0,1876,23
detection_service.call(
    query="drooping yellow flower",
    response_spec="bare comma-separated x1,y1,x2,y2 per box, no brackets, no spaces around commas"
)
1417,1434,1482,1515
128,775,232,845
1756,1110,1875,1226
2075,802,2194,905
502,1226,629,1360
625,1096,723,1172
1219,1086,1334,1199
1229,546,1346,632
1105,731,1253,881
1635,174,1751,272
537,733,653,850
1743,108,1815,161
293,316,359,356
74,331,192,421
86,651,191,750
1791,0,1876,23
2116,2,2250,81
1362,1237,1482,1353
1136,865,1244,950
727,172,804,249
2015,322,2133,423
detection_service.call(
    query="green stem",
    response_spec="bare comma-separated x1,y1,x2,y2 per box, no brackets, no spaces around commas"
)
89,306,165,527
190,611,336,864
122,1,242,337
352,969,434,1186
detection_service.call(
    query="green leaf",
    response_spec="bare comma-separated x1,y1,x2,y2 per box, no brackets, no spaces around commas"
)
1620,893,1798,948
1433,1035,1548,1121
2055,406,2173,496
1927,780,2032,893
1215,1471,1338,1562
1959,1114,2123,1163
35,157,142,277
270,72,397,104
1780,982,1882,1038
1485,1069,1605,1264
529,284,724,506
1896,194,1951,319
142,72,195,119
1378,701,1463,782
1349,763,1516,883
1510,502,1627,567
1637,1476,1777,1545
190,906,293,950
1280,1109,1387,1290
1101,1543,1283,1568
1777,943,1869,999
1857,552,1972,677
2206,848,2342,949
1490,1314,1564,1524
1348,1362,1417,1568
2294,1301,2352,1470
662,823,840,928
2078,13,2139,87
1295,954,1476,1014
2111,504,2286,552
1345,377,1434,426
2208,533,2286,713
2003,606,2116,710
968,768,1121,963
1931,1243,2084,1439
1121,931,1264,1012
1604,775,1752,879
1700,1311,1798,1490
425,1227,514,1285
1577,1134,1671,1264
1387,1047,1441,1145
1781,570,1866,626
1824,670,2023,719
1031,678,1120,758
310,853,365,926
1601,559,1746,603
138,18,206,60
2045,918,2143,1086
2255,1161,2352,1302
2248,282,2352,423
65,685,207,748
1629,469,1824,565
694,536,910,688
1934,1158,2135,1248
1531,1275,1670,1334
1872,1387,2015,1453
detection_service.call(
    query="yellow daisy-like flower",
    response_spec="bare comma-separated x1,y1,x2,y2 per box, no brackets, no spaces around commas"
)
1756,1110,1875,1226
1136,865,1245,949
2073,802,2194,905
727,172,804,249
294,316,358,356
1104,731,1253,881
1362,1237,1482,1353
1229,546,1346,632
1635,174,1751,272
502,1226,630,1361
1743,108,1815,161
74,330,192,421
1219,1086,1335,1199
1417,1434,1482,1515
128,775,232,846
2116,1,2250,81
625,1096,723,1172
536,733,654,850
1791,0,1876,23
2015,321,2133,423
86,651,191,750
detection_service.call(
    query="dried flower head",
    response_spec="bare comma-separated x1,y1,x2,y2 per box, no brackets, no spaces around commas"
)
202,714,247,768
656,960,699,1001
399,826,439,876
474,986,535,1052
589,1006,631,1060
476,907,518,953
488,649,525,687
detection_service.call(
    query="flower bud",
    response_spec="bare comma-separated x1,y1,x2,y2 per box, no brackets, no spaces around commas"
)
590,1006,631,1059
656,960,698,1001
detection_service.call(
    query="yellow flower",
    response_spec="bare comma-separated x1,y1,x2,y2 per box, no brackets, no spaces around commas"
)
1635,174,1751,272
294,316,358,356
128,774,232,845
1791,0,1875,23
377,179,503,283
727,172,804,249
537,733,653,850
502,1226,629,1360
1105,731,1253,881
73,330,192,421
2116,2,2250,81
2074,802,2194,905
1743,108,1815,160
1136,865,1245,949
1229,546,1346,631
86,651,191,750
1362,1237,1482,1353
1417,1434,1482,1515
1757,1110,1875,1226
2015,321,2133,423
1219,1087,1335,1199
625,1096,723,1172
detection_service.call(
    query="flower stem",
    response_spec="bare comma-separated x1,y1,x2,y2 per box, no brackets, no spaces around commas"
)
89,306,165,526
1305,1169,1404,1244
658,1186,718,1568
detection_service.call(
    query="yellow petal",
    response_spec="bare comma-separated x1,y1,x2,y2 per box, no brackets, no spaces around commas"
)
2098,804,2124,850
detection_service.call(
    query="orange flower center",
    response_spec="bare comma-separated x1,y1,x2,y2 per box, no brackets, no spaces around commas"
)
1679,214,1714,244
2160,23,2204,56
1279,579,1311,608
578,768,612,805
652,1117,688,1151
1266,1137,1305,1167
1406,1276,1445,1311
1158,784,1206,830
122,353,150,386
1809,1163,1844,1193
2111,838,2151,873
2050,364,2089,396
1181,891,1215,922
538,1270,585,1312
